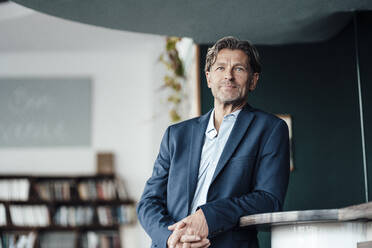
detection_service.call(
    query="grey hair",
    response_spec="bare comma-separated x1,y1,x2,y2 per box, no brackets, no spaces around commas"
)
205,36,261,73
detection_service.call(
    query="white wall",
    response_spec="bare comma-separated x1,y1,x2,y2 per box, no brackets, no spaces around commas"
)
0,9,176,247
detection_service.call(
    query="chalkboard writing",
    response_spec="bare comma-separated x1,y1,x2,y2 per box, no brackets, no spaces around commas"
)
0,78,91,147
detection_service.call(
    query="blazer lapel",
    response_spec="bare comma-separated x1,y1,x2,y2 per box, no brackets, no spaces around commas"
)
210,104,256,184
187,110,211,214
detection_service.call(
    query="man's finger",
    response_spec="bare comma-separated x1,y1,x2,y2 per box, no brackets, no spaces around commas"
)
168,223,176,230
202,243,210,248
168,222,179,230
182,242,191,248
190,238,210,248
168,221,186,230
200,242,210,248
180,235,201,243
168,230,182,248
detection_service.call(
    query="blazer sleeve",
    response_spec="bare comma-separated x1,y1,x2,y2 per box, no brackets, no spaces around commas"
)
137,127,175,248
199,119,290,238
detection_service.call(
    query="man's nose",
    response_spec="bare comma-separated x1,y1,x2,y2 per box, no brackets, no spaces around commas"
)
224,68,233,80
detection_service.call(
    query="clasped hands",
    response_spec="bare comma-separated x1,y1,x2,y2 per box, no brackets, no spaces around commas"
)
167,209,210,248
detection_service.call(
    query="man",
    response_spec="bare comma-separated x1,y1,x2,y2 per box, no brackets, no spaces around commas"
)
137,36,290,248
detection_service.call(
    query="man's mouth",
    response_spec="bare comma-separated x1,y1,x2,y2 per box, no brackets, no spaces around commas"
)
221,84,237,89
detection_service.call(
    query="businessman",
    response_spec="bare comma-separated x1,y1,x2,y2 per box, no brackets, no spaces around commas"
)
137,36,290,248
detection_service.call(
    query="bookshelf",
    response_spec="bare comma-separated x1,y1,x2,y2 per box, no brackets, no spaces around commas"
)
0,174,135,248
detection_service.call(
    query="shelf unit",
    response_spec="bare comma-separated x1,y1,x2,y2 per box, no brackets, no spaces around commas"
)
0,174,135,248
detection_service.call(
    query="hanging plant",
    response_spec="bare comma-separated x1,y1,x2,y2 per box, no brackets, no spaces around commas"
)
159,37,186,122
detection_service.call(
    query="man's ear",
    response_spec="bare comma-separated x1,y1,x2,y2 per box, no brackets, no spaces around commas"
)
205,71,211,88
248,73,259,92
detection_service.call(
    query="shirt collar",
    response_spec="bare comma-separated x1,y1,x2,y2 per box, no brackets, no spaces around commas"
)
205,108,242,139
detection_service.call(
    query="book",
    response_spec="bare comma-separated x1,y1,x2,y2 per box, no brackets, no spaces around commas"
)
9,205,49,227
0,179,30,201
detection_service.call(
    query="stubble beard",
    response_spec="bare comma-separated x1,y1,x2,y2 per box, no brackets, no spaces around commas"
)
214,82,246,106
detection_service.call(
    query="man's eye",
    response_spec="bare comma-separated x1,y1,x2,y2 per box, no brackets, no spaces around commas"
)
216,67,224,71
235,67,244,72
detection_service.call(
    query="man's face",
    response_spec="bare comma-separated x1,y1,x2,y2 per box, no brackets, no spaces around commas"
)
206,48,259,105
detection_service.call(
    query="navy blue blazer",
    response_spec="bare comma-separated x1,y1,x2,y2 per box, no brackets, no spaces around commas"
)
137,104,290,248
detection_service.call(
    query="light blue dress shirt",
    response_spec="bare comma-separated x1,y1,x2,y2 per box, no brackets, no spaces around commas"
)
190,108,242,214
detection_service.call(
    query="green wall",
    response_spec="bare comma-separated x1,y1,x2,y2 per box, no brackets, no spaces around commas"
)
199,11,371,247
358,12,372,202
